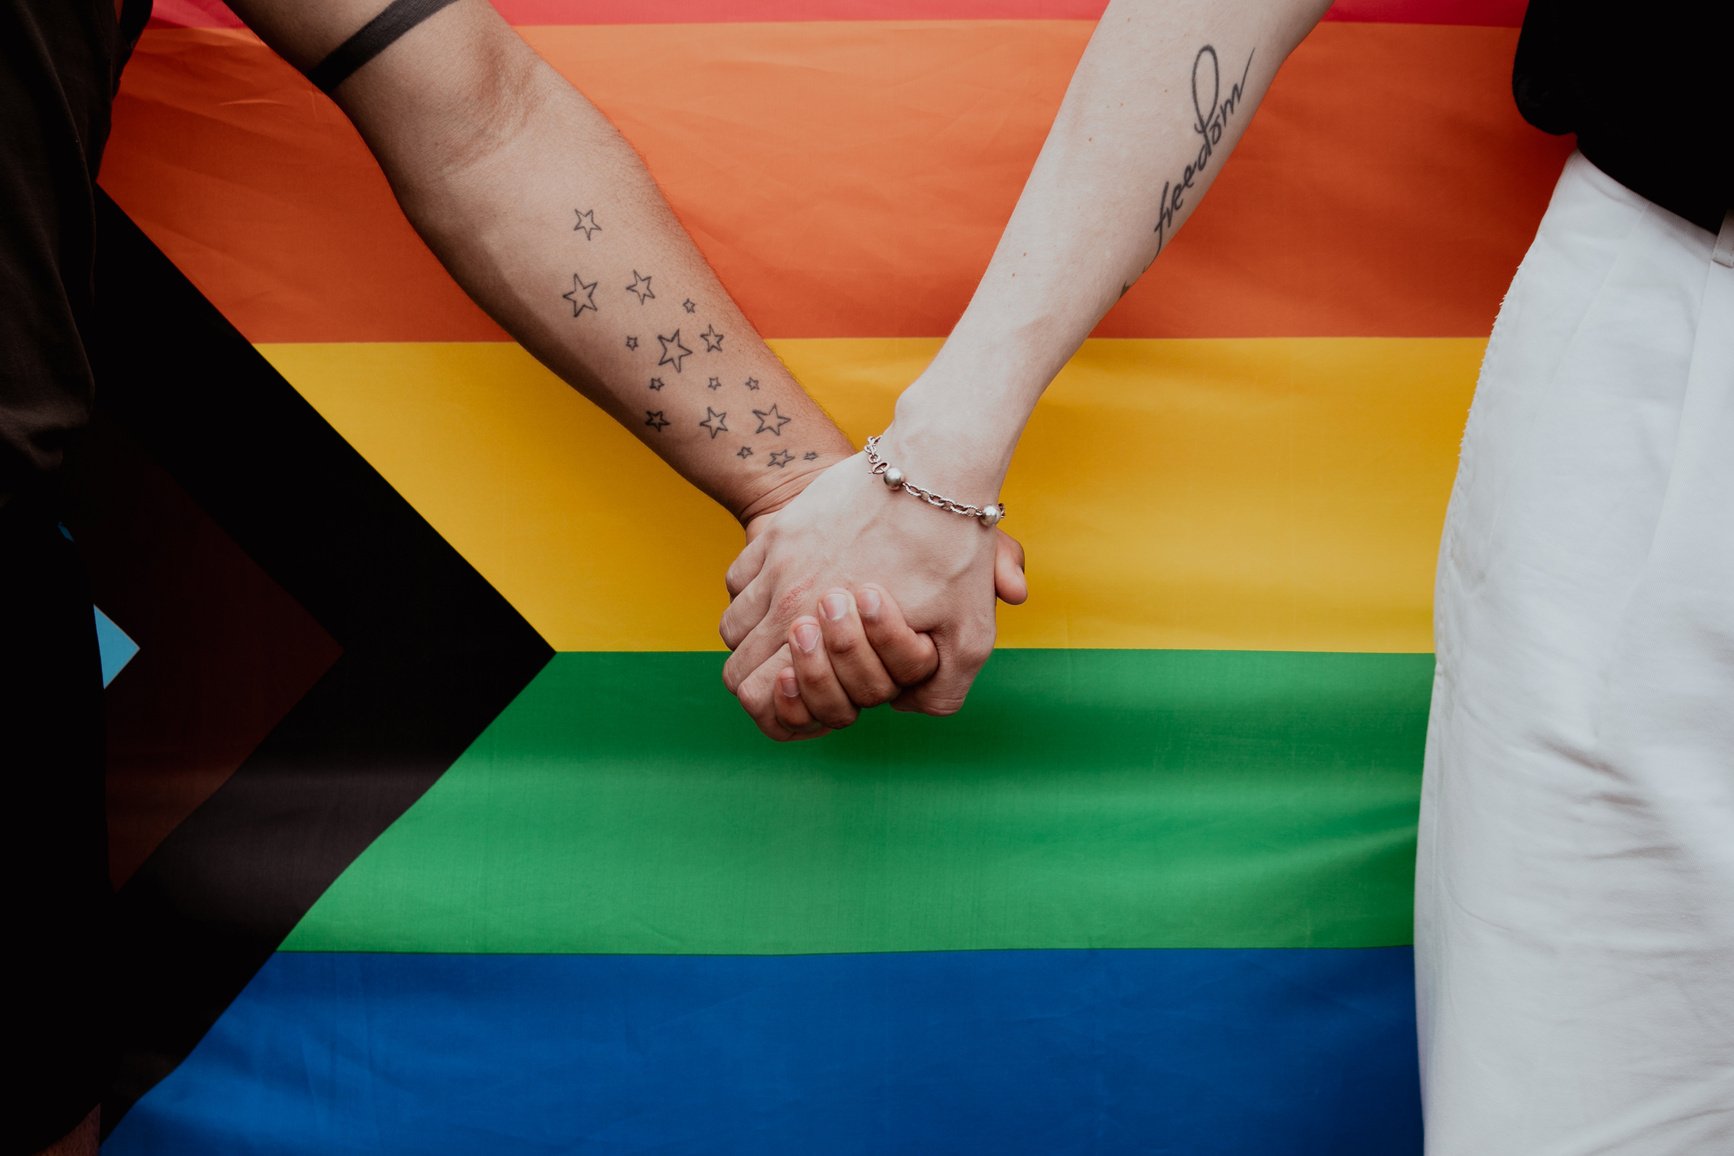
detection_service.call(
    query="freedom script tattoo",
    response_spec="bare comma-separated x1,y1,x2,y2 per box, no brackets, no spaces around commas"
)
1121,44,1255,297
1156,45,1254,255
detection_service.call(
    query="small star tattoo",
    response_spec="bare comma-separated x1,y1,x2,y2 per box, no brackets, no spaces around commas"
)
767,449,794,468
626,270,655,303
752,404,791,436
625,336,638,350
657,329,692,373
648,377,665,391
682,298,697,314
562,273,598,318
736,446,754,459
645,410,669,432
707,376,723,391
572,209,601,239
700,324,725,353
803,451,819,461
700,408,728,438
744,377,761,391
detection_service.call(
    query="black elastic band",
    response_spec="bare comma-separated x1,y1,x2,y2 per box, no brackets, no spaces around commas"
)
305,0,463,94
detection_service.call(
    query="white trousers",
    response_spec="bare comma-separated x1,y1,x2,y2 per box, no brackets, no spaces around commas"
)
1417,152,1734,1153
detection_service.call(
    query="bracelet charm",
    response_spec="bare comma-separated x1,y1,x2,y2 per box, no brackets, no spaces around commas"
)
864,435,1005,528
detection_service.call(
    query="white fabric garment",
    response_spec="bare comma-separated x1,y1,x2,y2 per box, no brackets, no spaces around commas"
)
1417,152,1734,1153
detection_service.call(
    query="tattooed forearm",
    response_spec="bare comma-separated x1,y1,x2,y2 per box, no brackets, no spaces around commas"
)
549,205,847,508
1152,45,1255,257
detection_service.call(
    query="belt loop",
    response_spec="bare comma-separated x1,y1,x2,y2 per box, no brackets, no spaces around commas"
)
1714,211,1734,269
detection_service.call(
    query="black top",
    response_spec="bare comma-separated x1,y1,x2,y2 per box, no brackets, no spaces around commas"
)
1515,0,1732,234
0,0,150,507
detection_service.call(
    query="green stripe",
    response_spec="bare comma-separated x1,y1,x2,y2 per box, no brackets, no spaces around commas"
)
284,649,1430,954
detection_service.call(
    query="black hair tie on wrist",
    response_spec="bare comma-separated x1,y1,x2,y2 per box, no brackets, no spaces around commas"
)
305,0,463,95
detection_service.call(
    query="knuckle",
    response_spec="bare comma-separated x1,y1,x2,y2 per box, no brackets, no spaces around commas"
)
772,579,815,622
958,641,993,669
889,644,936,680
856,678,898,708
817,707,858,730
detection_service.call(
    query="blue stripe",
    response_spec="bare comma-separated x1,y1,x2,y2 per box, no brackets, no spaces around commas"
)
109,949,1421,1154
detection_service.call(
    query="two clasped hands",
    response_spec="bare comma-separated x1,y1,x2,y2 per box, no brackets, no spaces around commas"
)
718,382,1031,741
703,0,1322,739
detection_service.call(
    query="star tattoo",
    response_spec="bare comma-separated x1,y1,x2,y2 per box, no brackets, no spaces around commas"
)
645,410,669,432
625,336,638,350
744,377,761,391
766,449,794,468
707,376,722,391
682,298,697,314
752,404,791,436
572,209,601,239
700,408,728,438
626,270,655,303
700,324,725,353
657,329,692,373
562,273,599,318
648,377,665,391
736,446,754,459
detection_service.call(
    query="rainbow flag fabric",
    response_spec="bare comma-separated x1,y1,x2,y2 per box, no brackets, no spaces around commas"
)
85,0,1570,1150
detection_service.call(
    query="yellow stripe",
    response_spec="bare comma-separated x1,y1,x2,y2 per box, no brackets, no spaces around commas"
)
260,339,1476,652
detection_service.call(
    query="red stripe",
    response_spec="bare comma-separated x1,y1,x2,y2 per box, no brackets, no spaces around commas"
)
148,0,1526,29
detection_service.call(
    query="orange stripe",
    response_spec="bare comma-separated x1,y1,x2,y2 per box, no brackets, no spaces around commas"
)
104,22,1569,342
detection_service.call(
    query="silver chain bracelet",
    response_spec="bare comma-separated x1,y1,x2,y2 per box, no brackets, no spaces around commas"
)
864,434,1005,528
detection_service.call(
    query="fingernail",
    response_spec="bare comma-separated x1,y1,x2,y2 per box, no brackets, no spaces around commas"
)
778,670,801,698
795,622,820,653
858,586,881,619
821,590,850,621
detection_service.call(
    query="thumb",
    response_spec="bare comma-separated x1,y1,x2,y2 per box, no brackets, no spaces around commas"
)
992,530,1028,606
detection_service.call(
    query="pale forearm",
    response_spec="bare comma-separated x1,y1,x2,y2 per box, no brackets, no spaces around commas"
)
890,0,1329,489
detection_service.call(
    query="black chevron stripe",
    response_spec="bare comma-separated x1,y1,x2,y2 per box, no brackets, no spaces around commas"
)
85,192,553,1131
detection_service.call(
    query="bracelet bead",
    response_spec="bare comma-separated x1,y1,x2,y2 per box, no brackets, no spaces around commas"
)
863,434,1005,529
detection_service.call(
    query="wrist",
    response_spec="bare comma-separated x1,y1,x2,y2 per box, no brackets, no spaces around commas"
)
872,410,1013,517
734,441,852,528
885,377,1026,496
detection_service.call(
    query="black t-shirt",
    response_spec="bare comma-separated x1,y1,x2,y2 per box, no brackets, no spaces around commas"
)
0,0,150,508
1515,0,1732,234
